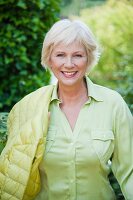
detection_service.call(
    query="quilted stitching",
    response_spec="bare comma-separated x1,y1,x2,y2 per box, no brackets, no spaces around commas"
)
0,85,54,200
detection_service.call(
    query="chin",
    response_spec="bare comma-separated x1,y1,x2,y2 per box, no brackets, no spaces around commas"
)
59,79,80,87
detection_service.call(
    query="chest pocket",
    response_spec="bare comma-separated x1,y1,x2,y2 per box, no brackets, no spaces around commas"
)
45,127,57,156
91,130,114,162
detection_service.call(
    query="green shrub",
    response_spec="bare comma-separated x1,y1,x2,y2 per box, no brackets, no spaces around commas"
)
0,112,8,154
79,0,133,113
0,0,61,112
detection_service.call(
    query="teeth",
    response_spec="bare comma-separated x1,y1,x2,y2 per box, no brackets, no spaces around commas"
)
63,72,76,75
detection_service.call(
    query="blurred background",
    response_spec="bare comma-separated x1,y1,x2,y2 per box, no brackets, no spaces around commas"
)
0,0,132,113
0,0,133,198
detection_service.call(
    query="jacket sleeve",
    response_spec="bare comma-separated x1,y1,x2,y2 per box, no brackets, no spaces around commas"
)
0,103,22,199
7,104,20,139
0,94,35,199
0,86,53,200
111,96,133,200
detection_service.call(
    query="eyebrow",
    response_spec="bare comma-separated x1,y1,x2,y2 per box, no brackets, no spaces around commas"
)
55,51,64,53
54,51,85,54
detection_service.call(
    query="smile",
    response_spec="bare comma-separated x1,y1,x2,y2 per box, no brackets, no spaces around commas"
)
61,71,77,78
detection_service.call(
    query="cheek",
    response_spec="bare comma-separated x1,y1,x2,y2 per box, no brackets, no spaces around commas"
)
51,58,63,68
78,60,88,68
50,61,61,73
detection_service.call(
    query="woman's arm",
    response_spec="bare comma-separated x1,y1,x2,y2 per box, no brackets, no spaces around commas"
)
112,96,133,200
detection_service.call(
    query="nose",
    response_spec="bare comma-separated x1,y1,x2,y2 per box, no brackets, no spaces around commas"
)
64,57,74,68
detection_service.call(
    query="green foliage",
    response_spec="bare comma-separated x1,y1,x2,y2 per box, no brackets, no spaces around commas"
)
61,0,106,17
0,112,8,154
61,0,72,7
109,172,125,200
0,0,61,112
79,0,133,113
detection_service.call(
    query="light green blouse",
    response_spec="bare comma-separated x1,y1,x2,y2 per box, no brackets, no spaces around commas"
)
35,77,133,200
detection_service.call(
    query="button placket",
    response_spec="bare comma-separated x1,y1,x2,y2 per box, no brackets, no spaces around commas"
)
68,140,76,199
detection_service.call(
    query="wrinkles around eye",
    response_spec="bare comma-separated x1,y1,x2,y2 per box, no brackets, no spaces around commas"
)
56,54,64,57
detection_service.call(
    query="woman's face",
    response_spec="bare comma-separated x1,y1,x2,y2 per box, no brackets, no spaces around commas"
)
49,41,88,87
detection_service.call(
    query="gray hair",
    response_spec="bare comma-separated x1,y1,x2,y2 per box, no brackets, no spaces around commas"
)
41,19,101,72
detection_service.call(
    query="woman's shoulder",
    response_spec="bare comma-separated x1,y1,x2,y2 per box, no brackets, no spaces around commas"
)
93,82,125,105
22,84,54,101
86,77,124,105
10,85,54,114
20,84,54,102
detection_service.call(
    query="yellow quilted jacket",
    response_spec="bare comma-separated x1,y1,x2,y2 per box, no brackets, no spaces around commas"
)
0,85,54,200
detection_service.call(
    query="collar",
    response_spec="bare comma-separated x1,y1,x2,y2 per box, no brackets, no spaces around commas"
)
85,75,103,102
50,75,103,103
50,83,61,103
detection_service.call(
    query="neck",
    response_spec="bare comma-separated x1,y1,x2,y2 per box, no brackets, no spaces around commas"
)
58,78,88,105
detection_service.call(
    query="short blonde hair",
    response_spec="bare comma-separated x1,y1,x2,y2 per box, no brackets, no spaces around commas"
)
41,19,100,72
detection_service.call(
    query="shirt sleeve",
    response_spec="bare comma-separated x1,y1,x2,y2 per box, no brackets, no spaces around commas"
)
111,96,133,200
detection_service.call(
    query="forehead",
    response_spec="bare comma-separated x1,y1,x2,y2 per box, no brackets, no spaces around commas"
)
52,41,86,53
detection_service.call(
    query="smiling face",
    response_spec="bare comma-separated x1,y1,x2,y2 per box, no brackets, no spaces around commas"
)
49,41,88,88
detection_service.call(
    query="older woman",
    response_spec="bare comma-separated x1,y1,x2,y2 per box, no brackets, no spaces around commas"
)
0,19,133,200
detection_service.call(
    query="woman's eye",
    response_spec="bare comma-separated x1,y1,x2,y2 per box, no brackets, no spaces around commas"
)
75,54,82,57
56,54,64,57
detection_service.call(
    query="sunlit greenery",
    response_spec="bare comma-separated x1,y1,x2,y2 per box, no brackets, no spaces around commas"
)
77,0,133,112
61,0,106,17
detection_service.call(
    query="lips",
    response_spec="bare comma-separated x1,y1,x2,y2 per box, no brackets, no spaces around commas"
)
61,71,77,78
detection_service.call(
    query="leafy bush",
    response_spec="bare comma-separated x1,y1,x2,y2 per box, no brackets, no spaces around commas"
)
0,0,61,112
79,0,133,113
0,112,8,154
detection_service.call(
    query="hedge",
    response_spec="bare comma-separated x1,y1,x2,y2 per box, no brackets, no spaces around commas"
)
0,0,61,112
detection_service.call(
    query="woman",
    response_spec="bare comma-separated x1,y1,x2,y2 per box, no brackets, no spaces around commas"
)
0,19,133,200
